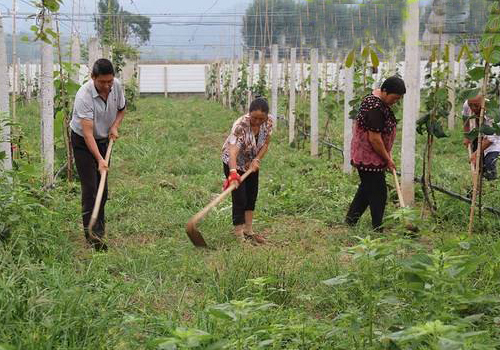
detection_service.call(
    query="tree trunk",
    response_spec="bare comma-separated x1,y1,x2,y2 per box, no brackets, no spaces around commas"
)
401,0,420,205
468,64,490,235
289,48,296,145
41,15,54,187
56,19,74,182
0,11,12,172
310,48,319,157
343,64,354,174
271,44,278,128
70,33,81,84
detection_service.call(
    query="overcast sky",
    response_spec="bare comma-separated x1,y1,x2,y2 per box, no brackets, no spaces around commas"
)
0,0,252,33
0,0,434,61
0,0,253,59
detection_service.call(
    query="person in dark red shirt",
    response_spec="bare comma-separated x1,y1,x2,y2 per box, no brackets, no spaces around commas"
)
346,76,406,232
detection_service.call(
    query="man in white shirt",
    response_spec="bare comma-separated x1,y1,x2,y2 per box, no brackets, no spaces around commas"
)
462,95,488,151
70,59,126,250
463,95,499,180
470,134,500,180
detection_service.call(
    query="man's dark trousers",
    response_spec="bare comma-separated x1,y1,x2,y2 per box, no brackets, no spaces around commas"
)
71,131,109,240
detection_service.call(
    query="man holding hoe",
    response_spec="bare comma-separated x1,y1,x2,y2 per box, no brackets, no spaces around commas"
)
70,59,126,251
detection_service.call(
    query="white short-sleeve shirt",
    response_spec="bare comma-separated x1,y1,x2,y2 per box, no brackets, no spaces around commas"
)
70,78,126,139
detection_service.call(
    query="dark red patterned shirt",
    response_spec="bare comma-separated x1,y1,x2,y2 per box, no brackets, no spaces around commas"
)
350,94,397,172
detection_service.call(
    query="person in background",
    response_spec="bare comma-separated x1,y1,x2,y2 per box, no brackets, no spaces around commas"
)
462,95,487,152
470,133,500,181
345,76,406,232
462,95,500,180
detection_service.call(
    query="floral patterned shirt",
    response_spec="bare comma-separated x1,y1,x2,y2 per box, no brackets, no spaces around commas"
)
350,94,397,172
221,114,274,172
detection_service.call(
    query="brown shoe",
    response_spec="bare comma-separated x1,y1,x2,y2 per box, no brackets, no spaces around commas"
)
233,231,245,243
245,232,266,244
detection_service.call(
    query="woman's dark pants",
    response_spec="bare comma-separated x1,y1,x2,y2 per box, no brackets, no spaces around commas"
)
346,169,387,231
223,163,259,226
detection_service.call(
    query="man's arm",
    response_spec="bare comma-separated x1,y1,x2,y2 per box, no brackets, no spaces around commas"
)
470,138,493,164
368,131,395,170
81,119,108,172
109,109,125,141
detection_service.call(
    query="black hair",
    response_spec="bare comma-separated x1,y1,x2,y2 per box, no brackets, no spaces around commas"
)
249,96,269,114
381,76,406,95
91,58,115,77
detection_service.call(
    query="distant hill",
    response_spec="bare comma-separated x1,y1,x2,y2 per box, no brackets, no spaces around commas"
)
4,33,83,64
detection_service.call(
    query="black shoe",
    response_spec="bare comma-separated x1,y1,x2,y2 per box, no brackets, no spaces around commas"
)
345,217,358,227
86,237,108,251
84,230,108,252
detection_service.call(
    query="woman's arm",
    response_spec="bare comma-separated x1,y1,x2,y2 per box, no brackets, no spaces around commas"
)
256,135,271,161
368,131,395,170
228,144,239,171
250,136,271,172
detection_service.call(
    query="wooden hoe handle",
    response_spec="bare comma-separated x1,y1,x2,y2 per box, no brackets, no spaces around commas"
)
392,168,405,208
88,139,114,233
186,168,253,247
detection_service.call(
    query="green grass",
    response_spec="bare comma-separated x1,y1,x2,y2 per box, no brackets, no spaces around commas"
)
1,96,500,349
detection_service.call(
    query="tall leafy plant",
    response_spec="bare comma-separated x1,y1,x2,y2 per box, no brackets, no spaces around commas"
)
345,40,382,120
467,0,500,234
416,45,451,215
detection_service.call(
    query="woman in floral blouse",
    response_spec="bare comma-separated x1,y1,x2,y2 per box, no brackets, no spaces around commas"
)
346,76,406,232
221,97,274,244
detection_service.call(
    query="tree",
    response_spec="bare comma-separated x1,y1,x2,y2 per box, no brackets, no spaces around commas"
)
242,0,406,57
95,0,151,46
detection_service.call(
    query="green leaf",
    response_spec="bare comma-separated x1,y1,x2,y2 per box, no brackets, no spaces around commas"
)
207,306,237,321
457,45,467,62
345,49,355,68
370,49,379,68
54,110,65,140
41,36,52,45
323,274,350,286
349,109,358,120
490,46,500,65
486,99,499,111
461,88,481,100
458,241,470,250
152,338,178,350
43,0,61,12
432,121,447,138
481,46,493,62
0,345,15,350
429,47,437,63
436,337,463,350
416,114,430,135
480,125,495,135
45,28,57,38
361,46,370,59
465,129,479,141
443,44,450,63
468,67,485,82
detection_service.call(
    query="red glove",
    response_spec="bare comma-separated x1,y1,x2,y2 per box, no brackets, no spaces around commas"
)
223,171,241,190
